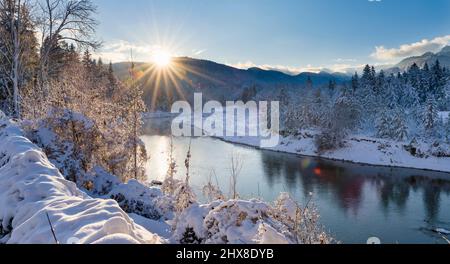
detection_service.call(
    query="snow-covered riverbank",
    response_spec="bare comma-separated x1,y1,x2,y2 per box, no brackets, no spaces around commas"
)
217,130,450,173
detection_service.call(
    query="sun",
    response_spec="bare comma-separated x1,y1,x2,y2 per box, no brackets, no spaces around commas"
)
152,49,172,68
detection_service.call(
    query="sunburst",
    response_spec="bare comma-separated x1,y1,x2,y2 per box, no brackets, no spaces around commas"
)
152,49,172,68
130,44,223,111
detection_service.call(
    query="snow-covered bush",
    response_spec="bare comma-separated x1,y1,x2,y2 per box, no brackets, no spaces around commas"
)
108,180,174,221
172,193,333,244
173,200,287,244
202,173,225,202
272,193,332,244
79,166,121,195
314,128,346,153
161,138,197,215
162,137,178,195
38,108,102,183
429,141,450,158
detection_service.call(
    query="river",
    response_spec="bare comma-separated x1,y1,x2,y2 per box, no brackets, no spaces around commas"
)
142,117,450,244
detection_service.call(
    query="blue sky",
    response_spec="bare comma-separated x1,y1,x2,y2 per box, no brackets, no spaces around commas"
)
94,0,450,73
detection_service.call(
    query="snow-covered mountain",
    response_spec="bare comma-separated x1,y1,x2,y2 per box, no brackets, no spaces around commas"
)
393,46,450,72
113,57,349,110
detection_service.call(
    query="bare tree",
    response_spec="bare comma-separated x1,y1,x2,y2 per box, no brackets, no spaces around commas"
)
127,49,147,181
37,0,100,91
202,169,225,202
229,153,243,200
0,0,34,118
11,0,20,117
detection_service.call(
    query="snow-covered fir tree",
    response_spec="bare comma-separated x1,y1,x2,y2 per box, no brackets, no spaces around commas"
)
445,113,450,143
376,110,392,139
391,110,408,141
422,96,439,135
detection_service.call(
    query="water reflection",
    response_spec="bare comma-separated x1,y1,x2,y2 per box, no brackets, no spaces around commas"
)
260,149,450,221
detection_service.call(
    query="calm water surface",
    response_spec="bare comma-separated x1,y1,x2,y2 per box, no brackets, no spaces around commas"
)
142,118,450,244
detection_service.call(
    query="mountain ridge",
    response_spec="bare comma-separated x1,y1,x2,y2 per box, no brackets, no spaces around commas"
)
113,57,350,83
112,57,350,110
394,46,450,71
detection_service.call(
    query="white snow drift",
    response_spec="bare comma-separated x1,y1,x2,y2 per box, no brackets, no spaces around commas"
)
0,116,164,244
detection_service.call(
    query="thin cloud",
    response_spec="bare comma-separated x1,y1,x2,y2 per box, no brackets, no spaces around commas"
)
192,49,206,56
94,40,157,62
371,35,450,61
94,40,183,62
228,61,304,75
334,58,357,63
228,61,365,75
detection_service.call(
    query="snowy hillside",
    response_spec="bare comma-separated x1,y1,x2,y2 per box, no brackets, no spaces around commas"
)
0,117,164,244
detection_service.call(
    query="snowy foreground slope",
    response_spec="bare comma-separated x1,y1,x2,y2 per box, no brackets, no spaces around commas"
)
0,117,164,244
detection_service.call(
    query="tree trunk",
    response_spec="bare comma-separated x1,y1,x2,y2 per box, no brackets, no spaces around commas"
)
11,0,21,119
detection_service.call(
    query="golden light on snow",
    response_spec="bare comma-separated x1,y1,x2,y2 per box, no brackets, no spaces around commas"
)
152,49,172,68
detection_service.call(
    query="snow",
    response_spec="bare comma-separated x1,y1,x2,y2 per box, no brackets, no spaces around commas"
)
106,179,174,221
172,199,293,244
435,228,450,235
0,118,164,244
439,111,450,124
129,213,172,239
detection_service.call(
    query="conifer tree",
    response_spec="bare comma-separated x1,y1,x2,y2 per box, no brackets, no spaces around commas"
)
328,79,336,93
445,113,450,143
107,61,117,97
306,76,313,89
377,110,392,139
422,96,439,134
392,111,408,141
351,73,359,93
